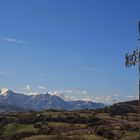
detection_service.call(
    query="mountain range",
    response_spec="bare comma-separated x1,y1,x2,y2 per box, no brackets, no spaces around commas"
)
0,88,105,112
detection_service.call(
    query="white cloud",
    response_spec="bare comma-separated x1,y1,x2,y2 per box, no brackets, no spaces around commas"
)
23,85,32,91
61,90,89,95
22,85,38,95
64,90,74,94
113,94,120,97
66,96,79,101
92,95,119,103
48,89,90,101
18,85,139,104
38,86,47,90
126,95,138,101
48,90,65,99
23,91,38,96
0,72,14,75
5,38,30,45
47,89,138,104
82,97,93,101
78,90,88,95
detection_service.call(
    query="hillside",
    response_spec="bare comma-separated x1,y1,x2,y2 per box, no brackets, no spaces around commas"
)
0,103,29,113
105,100,138,116
0,100,139,140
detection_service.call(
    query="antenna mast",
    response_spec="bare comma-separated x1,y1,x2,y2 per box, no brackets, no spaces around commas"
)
125,21,140,138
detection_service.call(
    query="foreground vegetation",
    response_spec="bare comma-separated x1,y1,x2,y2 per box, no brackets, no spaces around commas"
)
0,100,139,140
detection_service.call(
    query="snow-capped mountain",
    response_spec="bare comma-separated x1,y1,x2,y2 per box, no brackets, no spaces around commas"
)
0,88,105,112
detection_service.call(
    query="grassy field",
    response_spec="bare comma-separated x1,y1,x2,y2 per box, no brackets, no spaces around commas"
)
0,107,139,140
22,134,108,140
120,130,139,140
4,124,37,135
95,113,111,119
22,135,55,140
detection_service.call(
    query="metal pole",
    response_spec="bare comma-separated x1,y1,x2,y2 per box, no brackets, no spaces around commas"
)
138,60,140,138
125,21,140,138
138,21,140,138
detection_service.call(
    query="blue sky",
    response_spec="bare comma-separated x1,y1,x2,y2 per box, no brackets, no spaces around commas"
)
0,0,140,103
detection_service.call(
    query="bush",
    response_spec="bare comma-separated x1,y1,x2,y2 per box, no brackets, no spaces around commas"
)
95,126,116,140
33,122,42,128
5,131,36,140
87,120,104,128
108,103,135,116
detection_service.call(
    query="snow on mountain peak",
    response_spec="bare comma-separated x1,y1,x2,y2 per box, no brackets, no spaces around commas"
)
0,88,10,96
